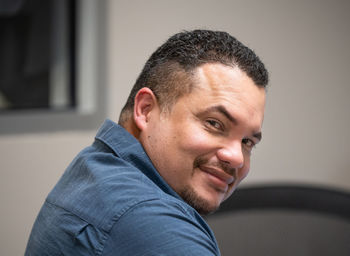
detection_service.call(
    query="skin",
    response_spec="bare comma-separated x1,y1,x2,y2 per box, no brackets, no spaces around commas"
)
129,63,266,215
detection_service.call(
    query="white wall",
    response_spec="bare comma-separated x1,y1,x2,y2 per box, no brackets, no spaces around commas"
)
1,0,349,255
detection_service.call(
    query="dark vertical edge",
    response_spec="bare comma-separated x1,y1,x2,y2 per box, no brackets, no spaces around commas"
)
68,0,76,108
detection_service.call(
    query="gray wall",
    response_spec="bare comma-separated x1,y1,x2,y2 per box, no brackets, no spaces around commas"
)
0,0,349,255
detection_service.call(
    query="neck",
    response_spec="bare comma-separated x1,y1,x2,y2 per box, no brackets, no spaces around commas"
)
121,119,141,139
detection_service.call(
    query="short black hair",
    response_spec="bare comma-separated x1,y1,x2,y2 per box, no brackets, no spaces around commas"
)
119,29,268,124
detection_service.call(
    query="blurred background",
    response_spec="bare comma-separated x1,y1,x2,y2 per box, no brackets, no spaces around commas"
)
0,0,349,255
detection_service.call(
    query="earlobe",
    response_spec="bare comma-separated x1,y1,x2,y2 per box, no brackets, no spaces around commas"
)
133,87,158,131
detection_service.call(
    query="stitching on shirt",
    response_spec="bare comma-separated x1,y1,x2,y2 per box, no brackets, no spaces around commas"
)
99,198,177,255
96,198,160,255
44,200,107,256
99,197,217,255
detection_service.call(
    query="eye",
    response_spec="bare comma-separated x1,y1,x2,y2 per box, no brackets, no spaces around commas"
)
205,119,224,131
242,138,256,150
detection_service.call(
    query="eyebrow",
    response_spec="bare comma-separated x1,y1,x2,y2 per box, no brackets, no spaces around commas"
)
202,105,262,142
208,105,238,125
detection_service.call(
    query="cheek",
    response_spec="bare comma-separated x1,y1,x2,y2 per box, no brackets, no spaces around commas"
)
238,155,251,180
239,167,250,181
176,127,214,155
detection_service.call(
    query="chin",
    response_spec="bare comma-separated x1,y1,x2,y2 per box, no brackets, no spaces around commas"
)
179,186,222,215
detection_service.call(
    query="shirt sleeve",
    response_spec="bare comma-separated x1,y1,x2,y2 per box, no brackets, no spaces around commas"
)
101,198,220,256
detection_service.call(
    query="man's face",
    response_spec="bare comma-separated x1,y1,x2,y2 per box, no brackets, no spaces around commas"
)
140,63,266,215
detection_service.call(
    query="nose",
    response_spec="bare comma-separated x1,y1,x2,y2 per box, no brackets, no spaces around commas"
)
216,141,244,169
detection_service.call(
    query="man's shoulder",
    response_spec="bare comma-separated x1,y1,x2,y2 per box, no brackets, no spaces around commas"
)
100,196,220,255
116,195,210,233
30,193,219,256
47,145,165,231
46,128,184,231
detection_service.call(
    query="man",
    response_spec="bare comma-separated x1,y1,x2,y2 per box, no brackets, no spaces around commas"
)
25,30,268,255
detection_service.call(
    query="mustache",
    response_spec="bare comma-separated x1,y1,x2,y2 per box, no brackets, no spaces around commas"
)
193,157,235,176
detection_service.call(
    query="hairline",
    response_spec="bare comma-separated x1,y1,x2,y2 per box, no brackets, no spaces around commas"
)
118,61,265,125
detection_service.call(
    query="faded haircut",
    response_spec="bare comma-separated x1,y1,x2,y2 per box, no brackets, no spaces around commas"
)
118,29,268,125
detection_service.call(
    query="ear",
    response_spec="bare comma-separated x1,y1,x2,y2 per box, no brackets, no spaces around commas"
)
133,87,159,131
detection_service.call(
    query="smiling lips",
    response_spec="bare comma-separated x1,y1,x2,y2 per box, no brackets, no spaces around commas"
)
199,165,235,191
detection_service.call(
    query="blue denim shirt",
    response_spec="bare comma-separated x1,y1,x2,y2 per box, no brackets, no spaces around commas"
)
25,119,220,255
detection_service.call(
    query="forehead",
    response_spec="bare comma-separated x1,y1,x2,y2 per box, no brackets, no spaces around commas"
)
188,63,266,117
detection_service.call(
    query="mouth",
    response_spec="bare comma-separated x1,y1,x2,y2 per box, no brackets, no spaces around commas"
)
199,166,235,192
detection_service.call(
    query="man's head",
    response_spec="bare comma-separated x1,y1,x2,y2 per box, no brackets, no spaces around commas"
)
119,30,268,215
119,30,268,124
